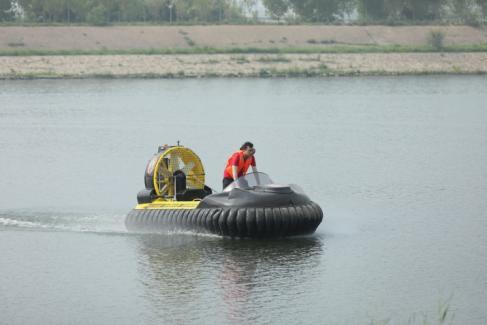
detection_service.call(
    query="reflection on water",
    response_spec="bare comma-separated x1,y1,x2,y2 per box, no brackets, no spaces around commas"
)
217,238,323,323
134,235,323,323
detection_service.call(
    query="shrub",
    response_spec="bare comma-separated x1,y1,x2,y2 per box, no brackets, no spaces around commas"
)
465,13,481,27
428,30,445,50
86,4,108,26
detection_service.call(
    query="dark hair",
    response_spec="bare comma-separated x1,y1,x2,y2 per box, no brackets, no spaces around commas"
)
240,142,254,150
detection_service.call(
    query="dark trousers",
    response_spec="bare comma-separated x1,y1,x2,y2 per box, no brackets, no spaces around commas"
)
222,177,249,190
222,177,234,190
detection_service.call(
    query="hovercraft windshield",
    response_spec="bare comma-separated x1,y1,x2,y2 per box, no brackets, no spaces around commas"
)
223,172,307,195
223,172,274,192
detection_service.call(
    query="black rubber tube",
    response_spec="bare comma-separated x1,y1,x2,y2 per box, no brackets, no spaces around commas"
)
236,209,246,237
279,207,289,236
264,207,275,236
255,208,265,237
245,208,256,237
211,209,221,234
226,209,238,237
126,202,323,237
218,209,229,236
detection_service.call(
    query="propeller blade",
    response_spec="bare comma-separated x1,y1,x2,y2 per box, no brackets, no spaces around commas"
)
169,154,181,172
159,184,168,196
158,161,172,177
181,162,195,175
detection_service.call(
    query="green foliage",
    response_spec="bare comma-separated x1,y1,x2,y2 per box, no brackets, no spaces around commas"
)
261,0,484,23
263,0,289,21
478,0,487,16
449,0,483,25
2,43,487,57
358,0,386,20
288,0,351,22
11,0,245,23
86,3,107,25
255,55,291,62
263,0,487,24
357,0,446,21
0,0,14,21
6,0,487,24
403,0,444,20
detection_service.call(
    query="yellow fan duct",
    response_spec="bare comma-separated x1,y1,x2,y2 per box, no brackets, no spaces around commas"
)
152,146,205,198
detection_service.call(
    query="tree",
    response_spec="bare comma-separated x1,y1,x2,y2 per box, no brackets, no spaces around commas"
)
43,0,65,21
358,0,446,21
449,0,480,23
288,0,346,22
16,0,42,21
358,0,386,20
142,0,165,21
477,0,487,17
189,0,218,21
240,0,257,16
400,0,445,20
0,0,14,21
86,2,107,24
263,0,289,21
66,0,91,22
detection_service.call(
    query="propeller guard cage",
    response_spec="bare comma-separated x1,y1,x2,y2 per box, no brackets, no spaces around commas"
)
144,145,205,199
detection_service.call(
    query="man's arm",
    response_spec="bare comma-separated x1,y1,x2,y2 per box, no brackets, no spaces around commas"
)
232,166,239,181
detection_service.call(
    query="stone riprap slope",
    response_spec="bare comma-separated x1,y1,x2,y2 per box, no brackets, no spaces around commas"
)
2,53,486,78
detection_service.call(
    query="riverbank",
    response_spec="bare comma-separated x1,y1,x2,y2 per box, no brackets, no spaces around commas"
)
2,52,486,78
1,25,486,78
2,25,487,51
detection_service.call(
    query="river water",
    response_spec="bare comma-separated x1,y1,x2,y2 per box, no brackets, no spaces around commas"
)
1,76,486,324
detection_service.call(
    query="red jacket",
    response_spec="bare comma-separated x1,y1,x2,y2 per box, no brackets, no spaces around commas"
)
223,150,256,179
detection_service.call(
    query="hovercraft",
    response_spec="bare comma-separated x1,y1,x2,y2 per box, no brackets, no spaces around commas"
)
125,144,323,238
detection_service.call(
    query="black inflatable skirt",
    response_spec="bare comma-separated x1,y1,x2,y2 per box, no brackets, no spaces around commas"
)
125,201,323,238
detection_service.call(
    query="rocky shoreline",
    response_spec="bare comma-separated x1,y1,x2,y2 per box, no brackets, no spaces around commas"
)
1,52,486,79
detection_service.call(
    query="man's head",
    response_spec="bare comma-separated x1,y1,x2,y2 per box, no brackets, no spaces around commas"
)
240,141,255,158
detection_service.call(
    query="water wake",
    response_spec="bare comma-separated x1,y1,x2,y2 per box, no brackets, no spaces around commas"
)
0,209,224,238
0,209,128,234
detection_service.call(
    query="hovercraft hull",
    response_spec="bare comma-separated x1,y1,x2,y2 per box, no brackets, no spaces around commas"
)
125,201,323,238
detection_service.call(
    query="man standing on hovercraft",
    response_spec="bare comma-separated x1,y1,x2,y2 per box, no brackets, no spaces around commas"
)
223,142,258,190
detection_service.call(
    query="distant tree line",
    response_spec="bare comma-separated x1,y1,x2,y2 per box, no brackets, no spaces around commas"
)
263,0,487,24
0,0,251,24
1,0,486,24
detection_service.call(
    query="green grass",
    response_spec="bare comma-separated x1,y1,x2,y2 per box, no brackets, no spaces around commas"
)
255,55,292,63
203,59,220,64
257,64,330,77
1,43,487,56
307,39,337,45
231,56,251,64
